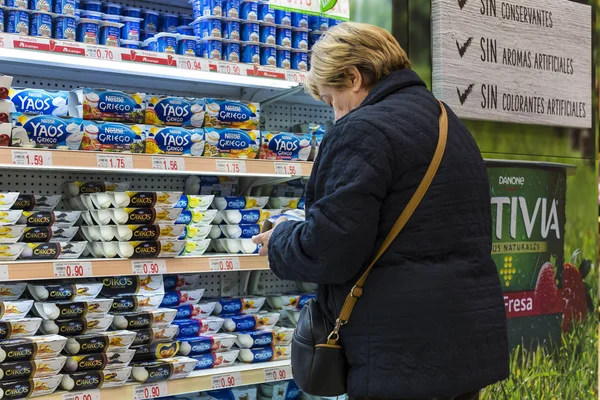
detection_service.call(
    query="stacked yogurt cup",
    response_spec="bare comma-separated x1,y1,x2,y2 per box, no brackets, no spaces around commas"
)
0,75,12,147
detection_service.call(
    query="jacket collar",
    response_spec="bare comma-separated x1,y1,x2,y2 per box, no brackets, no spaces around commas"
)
360,68,427,107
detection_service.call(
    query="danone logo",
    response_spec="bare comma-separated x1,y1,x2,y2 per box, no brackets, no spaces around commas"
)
499,175,525,191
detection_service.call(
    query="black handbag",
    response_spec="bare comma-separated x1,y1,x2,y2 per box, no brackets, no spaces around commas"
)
291,101,449,396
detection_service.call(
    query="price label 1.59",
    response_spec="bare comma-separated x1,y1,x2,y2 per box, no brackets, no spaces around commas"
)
133,382,168,400
274,162,302,176
152,156,185,171
54,261,93,278
131,259,167,275
11,150,52,166
209,257,241,271
264,365,292,382
211,372,242,389
96,154,133,169
62,389,101,400
216,159,246,174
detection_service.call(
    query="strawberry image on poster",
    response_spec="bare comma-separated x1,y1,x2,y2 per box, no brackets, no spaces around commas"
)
561,261,587,332
534,261,558,313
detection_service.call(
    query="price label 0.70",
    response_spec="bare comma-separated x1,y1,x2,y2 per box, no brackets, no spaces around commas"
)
131,259,167,275
264,365,292,382
211,372,242,389
133,382,168,400
11,150,52,166
209,257,241,271
62,389,101,400
54,261,93,278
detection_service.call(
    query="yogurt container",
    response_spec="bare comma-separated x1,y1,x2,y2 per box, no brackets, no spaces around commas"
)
179,15,192,25
80,0,100,11
292,12,308,28
329,18,342,27
145,96,205,127
140,30,155,41
192,350,239,369
257,1,273,23
240,0,257,20
275,9,291,26
0,318,43,340
54,0,75,16
141,9,159,32
241,21,258,42
260,44,276,66
204,99,259,129
122,6,141,18
80,9,101,20
310,30,324,46
222,19,239,40
201,37,222,59
241,42,259,64
155,32,178,53
142,37,157,51
64,331,136,355
223,40,240,62
145,126,204,156
69,88,146,123
277,47,291,69
177,34,197,56
309,15,328,31
102,2,120,15
102,13,121,23
121,16,141,41
100,21,121,47
100,275,164,298
11,113,84,149
259,23,275,44
5,0,27,8
292,28,308,49
192,16,221,38
195,0,221,17
29,0,51,12
238,344,290,363
160,12,178,32
176,25,193,35
80,121,145,152
178,334,236,356
276,27,291,47
203,128,259,158
173,317,224,337
9,88,69,116
7,9,29,35
120,39,140,49
291,49,308,71
76,18,100,44
260,131,311,160
223,0,240,18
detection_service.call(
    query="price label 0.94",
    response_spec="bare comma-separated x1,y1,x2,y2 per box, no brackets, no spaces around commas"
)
209,257,241,271
152,156,185,171
211,372,242,389
274,162,302,176
96,154,133,169
216,159,246,174
131,259,167,275
54,261,93,278
62,390,101,400
11,150,52,166
133,382,168,400
264,365,292,382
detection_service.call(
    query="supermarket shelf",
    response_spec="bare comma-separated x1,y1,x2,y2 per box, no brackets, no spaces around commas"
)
0,34,319,104
0,148,313,177
0,254,268,281
39,360,292,400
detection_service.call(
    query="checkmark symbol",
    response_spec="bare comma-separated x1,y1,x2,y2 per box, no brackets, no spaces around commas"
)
457,0,468,9
457,84,475,105
455,37,473,57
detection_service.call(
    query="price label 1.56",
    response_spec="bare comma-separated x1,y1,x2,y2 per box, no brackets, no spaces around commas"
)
211,372,242,389
62,389,101,400
216,159,246,174
133,382,168,400
96,154,133,169
274,162,302,176
131,259,167,275
12,150,52,166
152,156,185,171
264,365,292,382
54,261,93,278
209,257,241,271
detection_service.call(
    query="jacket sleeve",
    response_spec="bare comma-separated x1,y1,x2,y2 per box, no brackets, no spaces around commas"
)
267,119,394,284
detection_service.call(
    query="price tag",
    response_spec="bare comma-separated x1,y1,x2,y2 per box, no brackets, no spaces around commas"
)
285,70,307,84
62,390,101,400
54,261,93,278
177,57,206,71
0,265,9,281
217,61,244,76
86,45,116,61
152,156,185,171
131,259,167,275
133,382,168,400
216,159,247,174
96,154,133,169
11,150,52,166
211,372,242,389
209,257,241,271
264,365,292,382
0,34,14,49
274,162,302,176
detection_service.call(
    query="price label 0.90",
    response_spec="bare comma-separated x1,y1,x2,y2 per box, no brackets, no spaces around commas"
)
133,382,168,400
209,257,241,271
131,259,167,275
211,372,242,389
62,389,101,400
96,154,133,169
274,162,302,176
54,261,93,278
11,150,52,166
216,159,246,174
152,156,185,171
264,365,292,382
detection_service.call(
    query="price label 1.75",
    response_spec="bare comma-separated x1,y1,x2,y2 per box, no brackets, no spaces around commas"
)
131,259,167,275
54,261,93,278
264,365,292,382
133,382,168,400
216,160,246,174
209,257,241,271
96,154,133,169
211,372,242,389
62,389,101,400
11,150,52,166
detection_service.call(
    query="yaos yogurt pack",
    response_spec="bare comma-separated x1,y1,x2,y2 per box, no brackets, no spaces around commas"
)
10,113,84,150
8,88,68,117
144,96,205,127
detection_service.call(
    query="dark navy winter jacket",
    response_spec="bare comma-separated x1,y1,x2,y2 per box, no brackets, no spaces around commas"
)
268,69,509,399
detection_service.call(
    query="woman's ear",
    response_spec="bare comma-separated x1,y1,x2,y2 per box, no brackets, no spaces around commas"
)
348,67,363,93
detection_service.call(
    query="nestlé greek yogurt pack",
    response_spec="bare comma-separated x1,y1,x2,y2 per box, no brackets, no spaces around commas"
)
145,96,205,127
203,99,260,129
10,114,84,150
203,128,260,159
79,121,146,152
69,89,146,123
8,88,69,117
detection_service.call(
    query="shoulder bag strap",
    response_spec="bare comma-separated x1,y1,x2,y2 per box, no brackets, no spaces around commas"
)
327,100,449,345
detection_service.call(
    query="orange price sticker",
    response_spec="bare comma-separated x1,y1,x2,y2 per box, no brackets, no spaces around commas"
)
152,156,185,171
133,382,168,400
11,150,52,166
209,257,241,271
96,154,133,169
54,261,93,278
216,159,247,174
264,365,292,382
131,259,167,275
211,372,242,389
274,162,302,176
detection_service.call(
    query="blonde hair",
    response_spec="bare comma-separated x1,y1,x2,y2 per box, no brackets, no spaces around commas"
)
305,22,411,100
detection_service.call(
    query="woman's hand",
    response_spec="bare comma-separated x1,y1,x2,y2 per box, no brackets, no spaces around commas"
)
252,217,288,257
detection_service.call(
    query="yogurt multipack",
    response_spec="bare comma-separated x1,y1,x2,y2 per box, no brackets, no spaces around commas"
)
145,96,205,127
79,121,146,152
10,114,84,149
8,88,69,117
69,89,146,123
145,126,205,156
203,128,260,159
260,131,312,161
203,99,260,129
